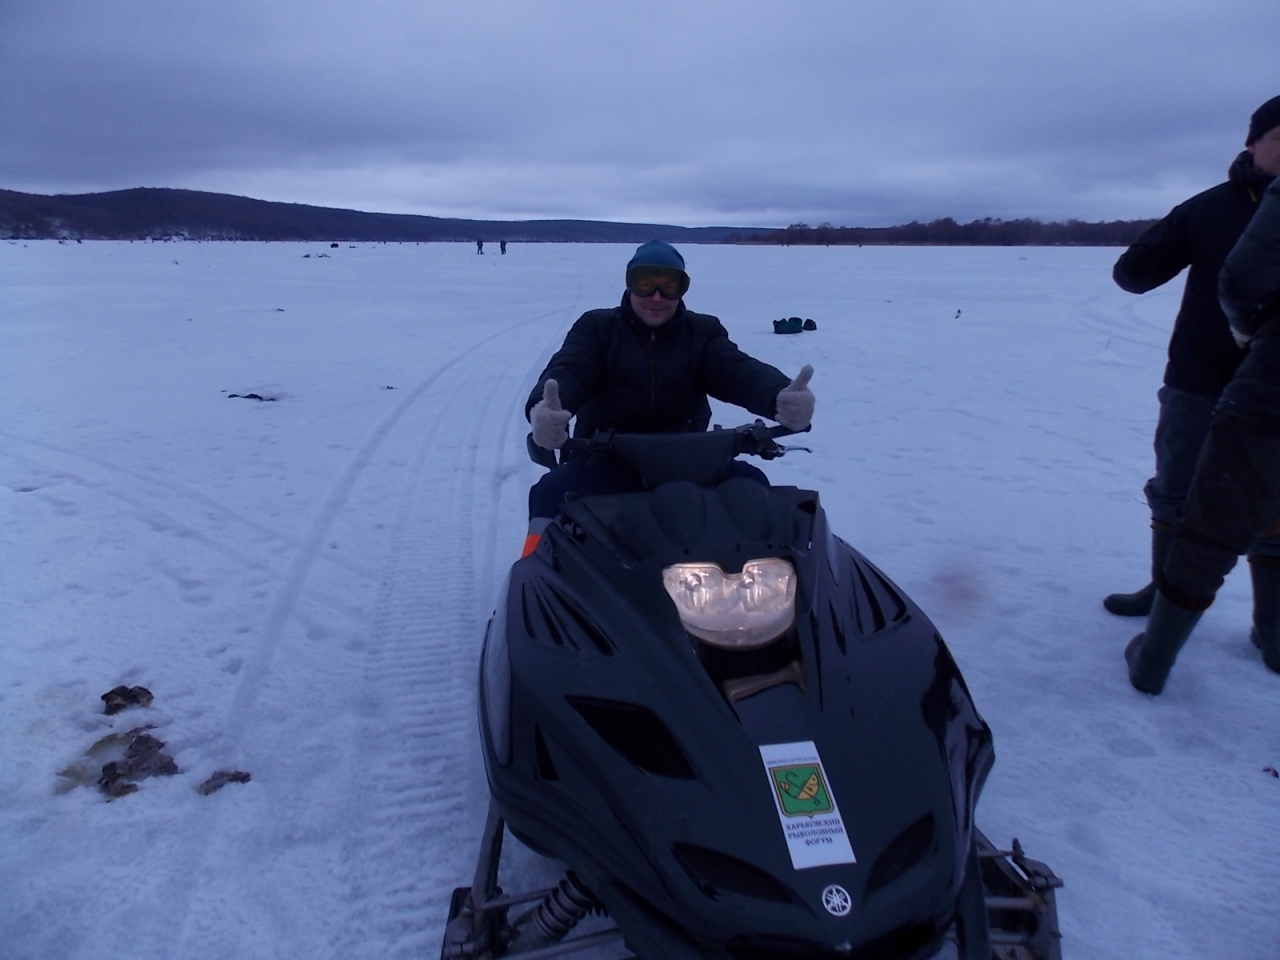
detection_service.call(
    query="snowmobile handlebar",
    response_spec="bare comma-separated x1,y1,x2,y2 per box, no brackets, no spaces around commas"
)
527,421,809,488
562,420,805,458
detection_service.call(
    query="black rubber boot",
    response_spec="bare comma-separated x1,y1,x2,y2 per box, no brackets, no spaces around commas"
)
1104,522,1175,617
1104,581,1155,617
1124,591,1204,695
1248,557,1280,675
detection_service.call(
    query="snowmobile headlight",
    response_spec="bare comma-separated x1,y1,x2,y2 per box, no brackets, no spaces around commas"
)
662,558,796,648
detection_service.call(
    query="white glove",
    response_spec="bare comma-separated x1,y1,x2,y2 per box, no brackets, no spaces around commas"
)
775,364,815,431
530,379,571,449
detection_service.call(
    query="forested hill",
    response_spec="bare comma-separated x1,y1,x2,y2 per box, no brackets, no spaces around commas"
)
0,188,746,243
0,186,1156,245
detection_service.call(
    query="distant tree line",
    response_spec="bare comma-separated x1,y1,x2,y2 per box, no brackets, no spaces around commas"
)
727,217,1158,247
0,188,740,244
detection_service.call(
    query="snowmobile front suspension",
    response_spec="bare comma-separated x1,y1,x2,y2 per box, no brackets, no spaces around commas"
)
957,829,1064,960
443,807,1062,960
441,802,630,960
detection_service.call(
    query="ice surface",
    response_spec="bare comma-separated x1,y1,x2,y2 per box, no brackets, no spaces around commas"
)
1,239,1276,959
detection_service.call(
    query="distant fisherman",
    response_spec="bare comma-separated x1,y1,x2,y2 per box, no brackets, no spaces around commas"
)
1103,96,1279,617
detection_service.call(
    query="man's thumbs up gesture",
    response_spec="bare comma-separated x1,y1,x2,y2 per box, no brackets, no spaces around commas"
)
775,365,815,431
531,379,572,449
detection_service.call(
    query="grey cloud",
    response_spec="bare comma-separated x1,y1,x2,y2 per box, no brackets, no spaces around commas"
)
2,0,1276,225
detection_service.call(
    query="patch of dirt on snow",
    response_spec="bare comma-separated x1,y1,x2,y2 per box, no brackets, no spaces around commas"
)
57,726,178,799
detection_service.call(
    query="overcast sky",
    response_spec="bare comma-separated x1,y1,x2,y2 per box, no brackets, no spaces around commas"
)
1,0,1276,227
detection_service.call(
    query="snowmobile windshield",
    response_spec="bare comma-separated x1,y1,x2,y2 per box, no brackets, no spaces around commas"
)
662,558,796,647
607,430,742,486
549,421,801,486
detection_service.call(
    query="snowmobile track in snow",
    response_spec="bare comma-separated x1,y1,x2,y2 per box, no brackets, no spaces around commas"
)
223,306,569,744
0,436,380,599
126,302,572,960
331,314,568,957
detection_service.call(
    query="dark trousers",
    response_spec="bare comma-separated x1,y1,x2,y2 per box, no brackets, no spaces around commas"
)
1144,385,1280,559
1144,385,1218,526
1160,413,1280,608
529,456,769,520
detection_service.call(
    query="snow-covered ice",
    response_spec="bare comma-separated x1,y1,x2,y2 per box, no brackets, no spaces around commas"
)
1,239,1276,959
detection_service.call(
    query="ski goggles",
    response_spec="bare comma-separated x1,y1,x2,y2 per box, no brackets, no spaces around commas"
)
626,266,690,300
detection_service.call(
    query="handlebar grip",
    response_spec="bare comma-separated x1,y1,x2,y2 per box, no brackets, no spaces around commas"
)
526,432,560,469
755,422,809,444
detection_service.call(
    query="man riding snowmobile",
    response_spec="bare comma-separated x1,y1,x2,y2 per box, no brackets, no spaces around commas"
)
522,239,815,551
440,243,1062,959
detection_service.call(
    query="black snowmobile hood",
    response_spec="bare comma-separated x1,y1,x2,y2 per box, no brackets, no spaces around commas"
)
480,473,993,958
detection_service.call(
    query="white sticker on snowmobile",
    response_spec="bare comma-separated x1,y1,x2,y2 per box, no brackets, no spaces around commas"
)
759,741,857,870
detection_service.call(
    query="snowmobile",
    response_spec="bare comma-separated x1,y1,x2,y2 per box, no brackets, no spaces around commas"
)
444,422,1062,960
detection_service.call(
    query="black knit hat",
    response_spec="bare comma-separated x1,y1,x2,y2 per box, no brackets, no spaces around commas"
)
627,239,686,274
1248,96,1280,145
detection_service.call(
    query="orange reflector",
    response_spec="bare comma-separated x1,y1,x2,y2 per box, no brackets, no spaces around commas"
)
520,534,540,558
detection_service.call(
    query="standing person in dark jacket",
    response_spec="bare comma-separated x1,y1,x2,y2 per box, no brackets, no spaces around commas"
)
1126,172,1280,693
1104,96,1280,617
523,240,815,538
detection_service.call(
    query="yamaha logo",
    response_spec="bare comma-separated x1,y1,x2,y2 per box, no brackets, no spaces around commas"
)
821,884,852,917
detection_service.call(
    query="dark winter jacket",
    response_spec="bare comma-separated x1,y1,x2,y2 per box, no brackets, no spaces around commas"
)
525,295,791,439
1216,177,1280,430
1113,151,1274,395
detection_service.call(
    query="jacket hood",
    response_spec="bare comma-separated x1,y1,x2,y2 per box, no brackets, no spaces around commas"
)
1229,150,1276,200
